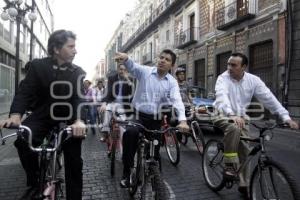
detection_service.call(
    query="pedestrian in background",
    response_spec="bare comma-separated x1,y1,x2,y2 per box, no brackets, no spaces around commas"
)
83,79,97,135
99,64,134,144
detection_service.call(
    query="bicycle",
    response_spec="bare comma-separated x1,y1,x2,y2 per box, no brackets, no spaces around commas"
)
117,120,178,200
104,110,125,177
202,122,300,199
1,124,72,200
161,108,180,166
178,105,206,155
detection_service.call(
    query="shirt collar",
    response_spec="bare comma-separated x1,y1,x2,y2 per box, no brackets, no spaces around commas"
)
227,71,247,83
151,67,170,80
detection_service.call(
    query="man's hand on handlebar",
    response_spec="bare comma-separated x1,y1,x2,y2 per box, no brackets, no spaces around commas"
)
177,121,189,133
0,114,22,129
285,119,299,130
70,120,87,138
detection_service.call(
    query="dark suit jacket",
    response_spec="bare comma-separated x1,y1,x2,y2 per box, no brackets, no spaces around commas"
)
102,73,134,111
10,57,86,124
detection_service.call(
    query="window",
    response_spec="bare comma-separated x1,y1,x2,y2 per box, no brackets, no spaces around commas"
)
166,30,170,42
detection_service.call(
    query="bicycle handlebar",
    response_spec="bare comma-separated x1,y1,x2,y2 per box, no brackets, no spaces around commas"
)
1,125,72,152
250,122,290,132
115,120,178,134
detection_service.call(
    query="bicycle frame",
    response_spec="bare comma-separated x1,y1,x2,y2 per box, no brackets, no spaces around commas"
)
1,125,71,200
235,125,272,176
117,120,177,198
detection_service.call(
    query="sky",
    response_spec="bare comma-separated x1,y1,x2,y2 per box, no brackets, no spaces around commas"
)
53,0,137,80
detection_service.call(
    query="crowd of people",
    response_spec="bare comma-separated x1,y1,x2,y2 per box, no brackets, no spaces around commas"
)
0,29,299,200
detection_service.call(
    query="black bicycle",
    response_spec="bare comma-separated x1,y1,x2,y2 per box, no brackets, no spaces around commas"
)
117,120,177,200
202,122,300,199
178,106,206,155
1,124,72,200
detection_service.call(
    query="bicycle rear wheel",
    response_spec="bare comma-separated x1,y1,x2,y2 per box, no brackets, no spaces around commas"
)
191,121,205,155
110,141,116,177
164,130,180,166
202,139,225,191
250,159,300,200
110,133,117,177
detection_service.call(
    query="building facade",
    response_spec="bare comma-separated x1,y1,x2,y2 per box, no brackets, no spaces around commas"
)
93,59,106,82
105,0,300,119
0,0,54,115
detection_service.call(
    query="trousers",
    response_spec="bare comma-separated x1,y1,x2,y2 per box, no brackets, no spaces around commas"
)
213,116,251,187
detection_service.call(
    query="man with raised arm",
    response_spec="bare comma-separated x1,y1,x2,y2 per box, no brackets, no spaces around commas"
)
115,49,189,188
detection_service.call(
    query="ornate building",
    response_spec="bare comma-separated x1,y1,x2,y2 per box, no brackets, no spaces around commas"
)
105,0,300,119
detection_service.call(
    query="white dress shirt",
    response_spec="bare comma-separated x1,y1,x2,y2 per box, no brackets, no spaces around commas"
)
214,71,291,121
124,58,186,121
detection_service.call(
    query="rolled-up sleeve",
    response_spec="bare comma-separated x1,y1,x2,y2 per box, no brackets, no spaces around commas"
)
213,76,234,116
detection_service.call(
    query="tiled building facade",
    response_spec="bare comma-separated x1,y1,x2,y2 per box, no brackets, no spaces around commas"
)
105,0,300,119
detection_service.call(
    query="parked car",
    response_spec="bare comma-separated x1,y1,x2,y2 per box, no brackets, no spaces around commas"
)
188,86,215,124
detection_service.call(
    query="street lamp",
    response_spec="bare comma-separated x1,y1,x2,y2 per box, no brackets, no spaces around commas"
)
1,0,37,93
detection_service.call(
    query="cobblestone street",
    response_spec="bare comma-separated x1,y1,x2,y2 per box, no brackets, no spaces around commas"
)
1,126,300,200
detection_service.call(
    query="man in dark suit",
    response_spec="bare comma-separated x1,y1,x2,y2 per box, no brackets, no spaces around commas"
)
99,64,134,142
0,30,86,200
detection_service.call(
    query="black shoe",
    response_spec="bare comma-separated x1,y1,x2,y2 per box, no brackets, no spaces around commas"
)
238,186,248,195
120,177,130,188
107,151,112,158
18,186,39,200
100,137,106,142
223,164,239,181
100,132,108,142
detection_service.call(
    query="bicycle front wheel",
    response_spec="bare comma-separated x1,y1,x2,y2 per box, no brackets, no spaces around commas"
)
129,145,144,196
140,164,168,200
191,121,205,155
250,159,300,200
164,130,180,166
202,139,225,191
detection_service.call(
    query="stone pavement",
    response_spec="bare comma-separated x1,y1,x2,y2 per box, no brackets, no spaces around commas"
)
81,131,244,200
3,123,300,200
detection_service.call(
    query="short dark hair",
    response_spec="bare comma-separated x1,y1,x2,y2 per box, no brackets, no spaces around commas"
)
231,52,248,66
47,30,76,56
161,49,177,65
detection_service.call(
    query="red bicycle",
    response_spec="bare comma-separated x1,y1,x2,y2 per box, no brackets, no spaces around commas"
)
105,110,124,177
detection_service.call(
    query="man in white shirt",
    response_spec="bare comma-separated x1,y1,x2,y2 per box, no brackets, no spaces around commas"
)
115,49,189,188
213,52,299,195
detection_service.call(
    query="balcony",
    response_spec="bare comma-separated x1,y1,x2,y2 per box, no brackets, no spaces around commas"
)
121,0,190,52
142,52,152,65
175,27,199,49
216,0,255,30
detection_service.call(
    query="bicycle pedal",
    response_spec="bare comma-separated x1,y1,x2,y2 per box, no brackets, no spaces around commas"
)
56,177,64,183
225,181,233,189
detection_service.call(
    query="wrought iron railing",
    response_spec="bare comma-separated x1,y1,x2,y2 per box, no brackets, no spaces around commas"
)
122,0,178,51
175,27,200,48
